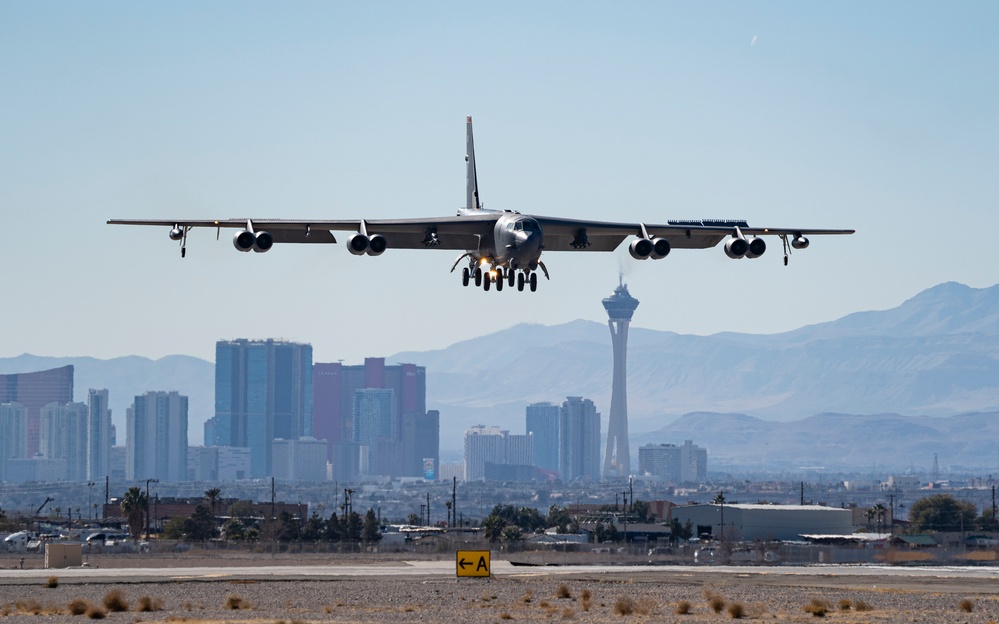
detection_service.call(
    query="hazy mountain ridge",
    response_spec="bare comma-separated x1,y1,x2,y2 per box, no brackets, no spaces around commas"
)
392,282,999,459
640,411,999,471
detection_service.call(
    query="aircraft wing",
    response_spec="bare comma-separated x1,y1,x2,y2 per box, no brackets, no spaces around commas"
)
534,216,855,252
107,214,501,251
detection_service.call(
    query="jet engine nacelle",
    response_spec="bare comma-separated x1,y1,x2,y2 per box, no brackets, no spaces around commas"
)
791,236,810,249
347,233,369,255
168,227,184,241
253,231,273,253
233,230,256,252
724,237,749,259
367,234,387,256
745,237,766,259
629,238,653,260
650,237,671,260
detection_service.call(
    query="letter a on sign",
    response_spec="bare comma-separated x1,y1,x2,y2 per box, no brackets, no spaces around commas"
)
456,549,491,577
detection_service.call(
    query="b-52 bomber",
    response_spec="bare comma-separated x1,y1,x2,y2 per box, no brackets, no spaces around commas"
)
109,117,854,292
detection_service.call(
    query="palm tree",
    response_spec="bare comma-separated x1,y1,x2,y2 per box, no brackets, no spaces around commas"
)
874,503,888,534
864,507,876,530
204,487,222,518
120,487,148,540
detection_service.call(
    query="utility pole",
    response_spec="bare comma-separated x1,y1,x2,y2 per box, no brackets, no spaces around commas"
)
144,478,159,539
87,482,95,521
271,477,275,519
800,482,804,506
426,492,431,526
452,477,457,529
104,475,109,519
629,477,634,513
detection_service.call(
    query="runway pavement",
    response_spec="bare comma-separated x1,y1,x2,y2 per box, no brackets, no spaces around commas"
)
1,561,998,587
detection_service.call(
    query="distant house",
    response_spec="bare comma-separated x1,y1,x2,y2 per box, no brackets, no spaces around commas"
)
670,504,853,541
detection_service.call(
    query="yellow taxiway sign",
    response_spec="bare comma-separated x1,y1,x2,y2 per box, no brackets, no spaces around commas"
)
455,550,490,577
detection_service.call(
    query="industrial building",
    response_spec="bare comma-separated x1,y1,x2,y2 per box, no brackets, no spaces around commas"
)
670,504,853,541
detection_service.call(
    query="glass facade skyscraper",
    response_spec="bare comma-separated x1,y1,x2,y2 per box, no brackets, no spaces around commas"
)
214,339,313,478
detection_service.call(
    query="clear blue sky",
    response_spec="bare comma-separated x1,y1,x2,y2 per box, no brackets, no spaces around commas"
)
2,1,997,364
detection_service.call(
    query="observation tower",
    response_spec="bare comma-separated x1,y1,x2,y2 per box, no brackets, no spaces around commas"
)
602,278,639,479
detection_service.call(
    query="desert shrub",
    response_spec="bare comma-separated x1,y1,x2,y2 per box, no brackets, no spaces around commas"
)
499,613,513,620
838,599,851,610
16,600,43,615
136,596,164,612
580,589,593,612
675,599,691,614
225,595,249,610
68,599,90,615
562,607,574,618
46,576,59,588
728,602,745,619
959,599,975,613
803,598,829,617
522,590,533,603
556,584,572,599
854,600,873,611
86,605,107,619
103,589,128,612
613,597,635,615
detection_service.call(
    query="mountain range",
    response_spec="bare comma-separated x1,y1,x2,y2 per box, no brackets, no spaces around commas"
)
2,281,998,469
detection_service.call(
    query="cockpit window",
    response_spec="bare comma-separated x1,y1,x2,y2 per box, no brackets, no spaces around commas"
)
517,219,540,233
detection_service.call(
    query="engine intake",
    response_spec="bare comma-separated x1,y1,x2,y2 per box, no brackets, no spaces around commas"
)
650,237,671,259
746,237,766,259
233,230,255,252
629,238,653,260
367,234,387,256
347,233,369,255
169,227,184,241
253,231,273,253
792,236,810,249
724,237,749,259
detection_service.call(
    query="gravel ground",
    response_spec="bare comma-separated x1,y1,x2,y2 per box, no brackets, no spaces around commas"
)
2,571,999,623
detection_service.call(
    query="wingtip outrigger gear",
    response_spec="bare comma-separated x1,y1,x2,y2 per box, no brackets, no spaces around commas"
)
779,234,790,266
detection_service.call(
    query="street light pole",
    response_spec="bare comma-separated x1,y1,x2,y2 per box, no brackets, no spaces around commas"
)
145,478,159,539
87,482,95,521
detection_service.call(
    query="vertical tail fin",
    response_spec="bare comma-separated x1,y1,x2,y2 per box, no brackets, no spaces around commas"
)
466,115,481,211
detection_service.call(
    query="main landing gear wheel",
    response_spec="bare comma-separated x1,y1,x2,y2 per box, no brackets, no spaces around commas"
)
507,270,515,288
474,268,483,287
529,272,538,292
517,272,525,291
462,267,470,287
483,275,490,291
495,271,503,291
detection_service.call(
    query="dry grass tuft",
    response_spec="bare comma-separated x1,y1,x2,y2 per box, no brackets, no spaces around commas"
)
613,597,635,616
103,589,129,612
323,605,333,613
959,598,975,612
46,575,59,588
675,599,692,614
225,594,250,610
522,590,533,603
580,589,593,612
136,596,164,612
539,600,552,609
16,600,43,615
68,599,90,615
727,602,745,619
561,607,574,618
803,598,829,617
854,600,874,612
556,584,572,600
499,612,513,620
86,604,107,619
402,605,415,612
838,599,852,610
703,589,726,613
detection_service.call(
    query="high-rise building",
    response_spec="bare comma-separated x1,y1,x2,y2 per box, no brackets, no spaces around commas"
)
0,403,28,482
39,402,88,481
126,391,189,481
526,402,560,474
402,410,440,480
638,443,682,482
680,440,707,483
272,437,328,481
559,396,601,482
505,433,534,466
602,281,639,479
313,358,431,479
464,425,506,481
0,365,73,457
87,389,112,481
215,339,313,477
